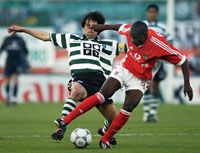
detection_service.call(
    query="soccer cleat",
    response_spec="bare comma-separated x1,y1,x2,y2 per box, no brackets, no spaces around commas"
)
51,128,64,141
108,137,117,145
5,100,11,107
97,128,117,145
99,140,111,149
54,118,67,128
144,115,158,123
5,97,11,107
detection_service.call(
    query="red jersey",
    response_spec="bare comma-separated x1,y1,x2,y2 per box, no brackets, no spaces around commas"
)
118,24,186,80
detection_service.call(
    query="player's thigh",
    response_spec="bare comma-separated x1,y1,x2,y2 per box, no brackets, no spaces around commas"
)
100,77,121,99
70,82,87,101
123,90,143,112
4,65,13,79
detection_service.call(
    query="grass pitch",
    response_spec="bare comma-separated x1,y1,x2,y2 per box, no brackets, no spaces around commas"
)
0,103,200,153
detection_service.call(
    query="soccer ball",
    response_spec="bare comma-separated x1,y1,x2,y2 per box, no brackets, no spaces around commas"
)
70,128,92,148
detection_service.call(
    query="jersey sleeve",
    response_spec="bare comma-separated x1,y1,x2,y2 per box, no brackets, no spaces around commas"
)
110,39,128,56
118,24,131,36
151,35,186,65
50,33,71,49
0,37,8,52
19,37,29,56
116,42,128,55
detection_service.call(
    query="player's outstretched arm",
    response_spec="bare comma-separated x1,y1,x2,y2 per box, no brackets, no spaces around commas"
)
181,60,193,101
7,25,50,41
91,24,122,33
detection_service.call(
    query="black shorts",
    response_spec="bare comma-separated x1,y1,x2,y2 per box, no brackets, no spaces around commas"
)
68,72,113,105
153,63,167,81
4,60,21,77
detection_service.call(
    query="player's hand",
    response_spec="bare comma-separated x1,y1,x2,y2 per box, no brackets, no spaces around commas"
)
7,25,24,34
90,24,105,33
183,84,193,101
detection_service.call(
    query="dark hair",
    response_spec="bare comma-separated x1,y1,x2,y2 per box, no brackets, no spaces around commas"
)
146,4,159,12
130,21,148,36
81,11,105,28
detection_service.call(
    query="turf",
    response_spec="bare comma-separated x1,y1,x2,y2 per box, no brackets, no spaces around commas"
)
0,103,200,153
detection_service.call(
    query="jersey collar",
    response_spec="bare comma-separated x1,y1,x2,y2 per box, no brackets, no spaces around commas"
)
82,35,98,42
147,20,158,26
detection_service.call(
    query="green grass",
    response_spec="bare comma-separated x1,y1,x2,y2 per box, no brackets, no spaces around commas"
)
0,103,200,153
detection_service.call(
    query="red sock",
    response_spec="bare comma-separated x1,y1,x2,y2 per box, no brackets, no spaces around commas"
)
101,109,131,142
63,93,104,124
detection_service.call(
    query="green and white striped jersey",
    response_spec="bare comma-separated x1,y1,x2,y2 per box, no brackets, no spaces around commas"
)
143,20,173,44
50,33,127,76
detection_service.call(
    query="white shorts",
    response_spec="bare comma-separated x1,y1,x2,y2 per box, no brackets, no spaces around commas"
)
109,64,149,94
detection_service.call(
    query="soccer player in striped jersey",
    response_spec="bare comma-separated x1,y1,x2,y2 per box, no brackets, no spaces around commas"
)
142,4,174,122
8,11,127,144
50,21,193,148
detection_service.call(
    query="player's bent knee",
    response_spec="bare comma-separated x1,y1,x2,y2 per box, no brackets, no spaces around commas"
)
70,88,85,101
123,102,139,112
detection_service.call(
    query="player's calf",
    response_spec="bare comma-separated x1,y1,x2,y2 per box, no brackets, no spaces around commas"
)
54,118,67,128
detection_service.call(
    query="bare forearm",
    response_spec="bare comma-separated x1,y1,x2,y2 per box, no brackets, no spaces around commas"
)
22,28,50,41
181,59,190,85
8,25,51,41
103,24,122,31
181,59,193,101
92,24,122,32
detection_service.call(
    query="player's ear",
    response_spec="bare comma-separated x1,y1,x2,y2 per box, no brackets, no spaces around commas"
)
143,34,148,40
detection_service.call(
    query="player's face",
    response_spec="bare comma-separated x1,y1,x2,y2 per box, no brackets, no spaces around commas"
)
131,34,147,46
83,19,98,39
147,8,158,22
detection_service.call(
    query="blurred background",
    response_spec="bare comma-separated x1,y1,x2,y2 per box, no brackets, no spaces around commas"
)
0,0,200,104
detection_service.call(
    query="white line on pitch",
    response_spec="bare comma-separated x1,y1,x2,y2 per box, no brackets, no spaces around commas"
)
0,133,199,139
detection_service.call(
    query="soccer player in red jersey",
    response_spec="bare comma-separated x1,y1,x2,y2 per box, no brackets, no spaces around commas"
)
52,21,193,148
